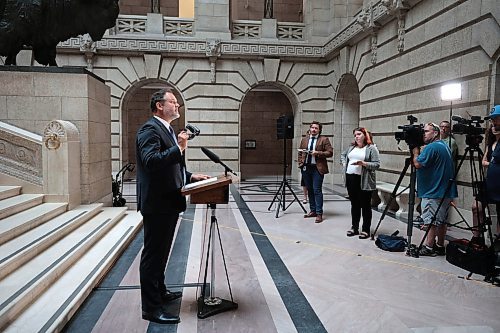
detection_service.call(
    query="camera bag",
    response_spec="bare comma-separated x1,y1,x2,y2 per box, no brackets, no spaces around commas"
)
446,239,496,276
375,231,407,252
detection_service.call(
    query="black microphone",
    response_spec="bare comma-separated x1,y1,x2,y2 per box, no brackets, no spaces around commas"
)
201,147,237,176
201,147,221,164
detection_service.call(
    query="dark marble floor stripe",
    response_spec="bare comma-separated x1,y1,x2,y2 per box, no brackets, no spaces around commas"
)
230,185,327,333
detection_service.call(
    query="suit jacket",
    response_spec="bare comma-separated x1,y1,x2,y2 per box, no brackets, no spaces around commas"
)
298,135,333,175
136,117,192,215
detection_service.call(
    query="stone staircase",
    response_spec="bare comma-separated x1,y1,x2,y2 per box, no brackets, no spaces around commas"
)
0,185,143,332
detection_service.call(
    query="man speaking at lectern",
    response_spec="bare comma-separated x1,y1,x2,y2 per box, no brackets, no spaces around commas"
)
136,87,209,324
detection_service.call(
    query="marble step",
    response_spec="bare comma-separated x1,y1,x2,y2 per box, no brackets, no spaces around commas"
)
0,194,44,220
0,202,68,245
0,204,102,281
3,211,143,333
0,207,127,331
0,186,21,201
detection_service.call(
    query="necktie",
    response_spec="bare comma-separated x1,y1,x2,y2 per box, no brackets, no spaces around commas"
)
168,126,177,144
306,137,316,165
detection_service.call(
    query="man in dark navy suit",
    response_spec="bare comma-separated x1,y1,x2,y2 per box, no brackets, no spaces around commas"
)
136,87,209,324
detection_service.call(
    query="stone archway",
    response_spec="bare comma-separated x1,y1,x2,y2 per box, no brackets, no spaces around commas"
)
333,73,360,184
120,80,186,178
239,83,299,180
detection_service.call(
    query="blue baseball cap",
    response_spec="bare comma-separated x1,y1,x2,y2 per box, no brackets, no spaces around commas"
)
490,105,500,119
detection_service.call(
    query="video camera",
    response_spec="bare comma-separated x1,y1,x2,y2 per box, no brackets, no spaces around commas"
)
185,123,200,140
451,115,485,136
394,115,425,149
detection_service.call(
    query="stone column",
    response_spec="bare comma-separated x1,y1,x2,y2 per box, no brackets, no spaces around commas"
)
194,0,231,39
43,120,81,209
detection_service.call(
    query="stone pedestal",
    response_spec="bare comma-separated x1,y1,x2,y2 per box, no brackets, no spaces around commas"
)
146,13,164,34
0,67,112,205
43,120,81,209
261,19,277,39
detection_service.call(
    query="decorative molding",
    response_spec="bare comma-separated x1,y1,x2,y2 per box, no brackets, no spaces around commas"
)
232,20,261,39
57,3,414,61
381,0,409,53
370,33,378,65
206,39,221,83
397,13,406,53
164,18,194,36
0,129,42,185
43,121,66,150
277,22,305,40
79,34,97,71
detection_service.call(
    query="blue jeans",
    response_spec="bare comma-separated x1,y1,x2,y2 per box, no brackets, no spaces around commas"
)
301,165,324,214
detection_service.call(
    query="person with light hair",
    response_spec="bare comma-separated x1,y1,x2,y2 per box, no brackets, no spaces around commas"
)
412,123,458,256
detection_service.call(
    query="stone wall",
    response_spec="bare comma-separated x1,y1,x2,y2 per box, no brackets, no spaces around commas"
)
332,0,500,209
0,68,112,205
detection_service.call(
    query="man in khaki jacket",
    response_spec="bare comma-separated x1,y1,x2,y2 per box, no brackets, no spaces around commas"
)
298,121,333,223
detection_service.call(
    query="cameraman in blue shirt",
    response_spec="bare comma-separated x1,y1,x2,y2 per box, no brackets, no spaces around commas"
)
412,123,458,256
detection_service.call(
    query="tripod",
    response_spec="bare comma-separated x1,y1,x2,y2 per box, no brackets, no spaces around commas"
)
371,153,418,254
268,137,307,218
197,203,238,318
414,135,496,257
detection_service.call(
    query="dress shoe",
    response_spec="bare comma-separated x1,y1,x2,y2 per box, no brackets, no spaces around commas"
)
142,310,180,324
315,214,323,223
304,211,317,218
161,289,182,303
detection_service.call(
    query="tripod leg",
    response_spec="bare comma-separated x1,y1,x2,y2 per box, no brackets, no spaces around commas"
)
268,181,285,211
284,180,307,213
371,157,412,239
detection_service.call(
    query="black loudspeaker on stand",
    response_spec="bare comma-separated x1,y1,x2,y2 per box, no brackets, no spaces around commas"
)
268,115,306,217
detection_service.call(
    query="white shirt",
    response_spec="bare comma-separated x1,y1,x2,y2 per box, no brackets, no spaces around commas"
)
154,116,177,144
346,146,366,175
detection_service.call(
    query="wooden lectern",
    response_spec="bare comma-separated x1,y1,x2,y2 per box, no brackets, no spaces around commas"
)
181,175,238,319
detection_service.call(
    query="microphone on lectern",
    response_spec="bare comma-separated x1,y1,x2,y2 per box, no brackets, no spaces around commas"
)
201,147,237,176
201,147,221,164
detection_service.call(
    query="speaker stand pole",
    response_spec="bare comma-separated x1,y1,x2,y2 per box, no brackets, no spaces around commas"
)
268,137,307,217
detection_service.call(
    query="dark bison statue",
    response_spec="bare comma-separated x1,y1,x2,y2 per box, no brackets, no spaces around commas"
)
0,0,119,66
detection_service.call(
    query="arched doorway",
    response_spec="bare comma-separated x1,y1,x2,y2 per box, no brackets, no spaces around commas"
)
120,80,186,177
239,83,297,180
333,73,360,184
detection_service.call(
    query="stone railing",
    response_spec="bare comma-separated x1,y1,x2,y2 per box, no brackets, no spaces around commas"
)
58,1,424,60
112,15,147,34
0,121,43,186
277,22,305,40
0,120,82,208
232,20,262,39
164,17,194,36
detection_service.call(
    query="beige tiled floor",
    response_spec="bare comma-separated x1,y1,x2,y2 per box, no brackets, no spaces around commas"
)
66,179,500,333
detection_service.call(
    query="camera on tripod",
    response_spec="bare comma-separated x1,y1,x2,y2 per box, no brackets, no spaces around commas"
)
185,123,200,140
451,115,486,136
451,115,486,147
394,115,425,149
